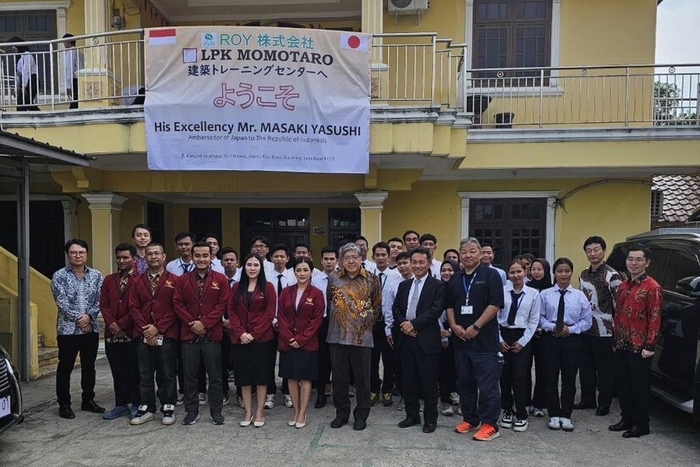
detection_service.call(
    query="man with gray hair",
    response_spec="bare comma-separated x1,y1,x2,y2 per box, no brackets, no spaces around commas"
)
326,242,382,431
446,238,504,441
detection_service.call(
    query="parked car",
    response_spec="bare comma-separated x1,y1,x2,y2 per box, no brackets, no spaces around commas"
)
608,231,700,422
0,342,23,434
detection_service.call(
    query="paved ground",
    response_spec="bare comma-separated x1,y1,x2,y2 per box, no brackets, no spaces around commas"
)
1,356,699,467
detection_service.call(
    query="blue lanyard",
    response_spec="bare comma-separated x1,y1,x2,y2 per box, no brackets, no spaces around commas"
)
462,273,477,300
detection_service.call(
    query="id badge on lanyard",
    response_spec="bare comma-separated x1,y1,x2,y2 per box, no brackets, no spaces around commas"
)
461,274,476,315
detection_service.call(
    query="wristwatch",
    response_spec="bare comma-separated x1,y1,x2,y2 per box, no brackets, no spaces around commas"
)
472,323,481,332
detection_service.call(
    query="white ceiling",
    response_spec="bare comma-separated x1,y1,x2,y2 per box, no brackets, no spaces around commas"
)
149,0,363,23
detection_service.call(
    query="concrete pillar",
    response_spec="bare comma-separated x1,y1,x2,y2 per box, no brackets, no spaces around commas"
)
80,0,114,108
355,191,389,247
82,193,127,275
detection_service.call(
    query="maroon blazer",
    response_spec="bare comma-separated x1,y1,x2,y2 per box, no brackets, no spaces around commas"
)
228,282,276,345
129,270,179,340
277,284,324,352
174,270,229,342
100,271,138,339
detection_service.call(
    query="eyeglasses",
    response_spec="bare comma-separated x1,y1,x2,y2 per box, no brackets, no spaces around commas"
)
626,257,648,263
68,251,87,256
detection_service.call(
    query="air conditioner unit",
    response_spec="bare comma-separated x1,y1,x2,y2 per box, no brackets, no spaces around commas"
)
388,0,429,16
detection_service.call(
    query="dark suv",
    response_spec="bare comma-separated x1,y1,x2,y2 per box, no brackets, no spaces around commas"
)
608,231,700,421
0,342,23,434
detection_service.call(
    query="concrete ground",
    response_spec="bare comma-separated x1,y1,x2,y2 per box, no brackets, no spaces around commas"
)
1,356,699,467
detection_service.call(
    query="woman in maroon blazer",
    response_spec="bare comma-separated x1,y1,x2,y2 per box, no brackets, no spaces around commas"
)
277,257,324,428
229,253,276,427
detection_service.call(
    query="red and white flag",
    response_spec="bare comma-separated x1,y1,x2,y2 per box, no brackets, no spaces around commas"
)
340,33,370,51
149,28,177,46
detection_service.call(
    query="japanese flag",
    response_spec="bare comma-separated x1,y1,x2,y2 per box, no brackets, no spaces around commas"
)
340,33,370,51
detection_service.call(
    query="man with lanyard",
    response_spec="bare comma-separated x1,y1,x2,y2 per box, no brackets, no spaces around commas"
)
446,237,504,441
370,242,400,407
311,245,339,409
100,243,140,420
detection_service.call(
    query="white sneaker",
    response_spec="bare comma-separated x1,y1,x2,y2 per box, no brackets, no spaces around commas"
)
532,407,545,417
264,394,275,409
500,410,513,429
548,416,561,430
161,404,176,426
283,394,293,408
198,392,207,406
130,405,155,425
560,417,574,432
450,392,460,405
176,393,184,406
513,418,529,432
440,402,454,416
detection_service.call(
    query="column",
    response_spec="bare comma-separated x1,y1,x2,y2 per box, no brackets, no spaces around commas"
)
60,200,73,251
80,0,112,108
355,191,389,247
82,193,127,275
362,0,388,101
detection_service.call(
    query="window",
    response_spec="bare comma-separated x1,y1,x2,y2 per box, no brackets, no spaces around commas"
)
472,0,552,82
650,189,663,222
328,208,360,247
147,202,165,246
663,250,700,294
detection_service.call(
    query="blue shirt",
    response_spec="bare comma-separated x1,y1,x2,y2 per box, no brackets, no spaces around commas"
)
51,266,103,335
538,284,592,335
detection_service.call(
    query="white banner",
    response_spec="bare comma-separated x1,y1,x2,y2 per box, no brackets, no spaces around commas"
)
144,27,371,173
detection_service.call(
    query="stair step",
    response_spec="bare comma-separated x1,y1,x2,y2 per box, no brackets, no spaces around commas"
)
38,347,58,367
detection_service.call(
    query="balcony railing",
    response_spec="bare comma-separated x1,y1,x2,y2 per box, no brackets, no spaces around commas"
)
0,28,697,129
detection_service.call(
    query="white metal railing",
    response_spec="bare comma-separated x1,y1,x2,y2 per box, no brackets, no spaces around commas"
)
0,29,144,111
460,64,700,127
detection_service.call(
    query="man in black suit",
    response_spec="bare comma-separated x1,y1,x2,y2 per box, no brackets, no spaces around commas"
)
392,247,446,433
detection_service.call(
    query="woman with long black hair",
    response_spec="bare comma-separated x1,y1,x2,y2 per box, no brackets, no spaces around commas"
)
229,253,276,428
525,258,553,417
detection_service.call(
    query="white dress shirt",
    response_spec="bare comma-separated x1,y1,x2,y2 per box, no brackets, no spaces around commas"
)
430,258,442,279
490,264,507,285
311,271,333,317
497,284,541,347
376,267,400,291
272,267,297,296
385,274,413,336
362,259,377,275
64,47,84,89
165,258,194,276
15,52,37,88
211,258,225,274
405,275,427,320
539,284,593,335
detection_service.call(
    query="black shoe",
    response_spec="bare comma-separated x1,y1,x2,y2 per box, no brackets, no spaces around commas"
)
609,420,633,432
622,425,650,438
573,402,596,410
330,416,348,429
59,405,75,419
423,422,437,433
353,419,367,431
398,417,421,428
595,406,610,416
81,400,105,413
315,395,327,409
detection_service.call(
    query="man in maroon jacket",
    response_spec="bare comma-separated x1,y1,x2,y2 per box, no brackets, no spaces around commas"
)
129,242,179,426
101,243,140,420
174,241,229,426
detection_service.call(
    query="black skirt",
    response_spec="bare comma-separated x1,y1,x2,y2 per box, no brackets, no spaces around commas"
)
279,348,318,382
233,340,276,387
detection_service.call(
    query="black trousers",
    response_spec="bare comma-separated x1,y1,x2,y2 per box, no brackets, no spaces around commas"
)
221,337,231,397
370,321,395,394
400,337,439,424
56,332,99,406
526,334,547,409
68,78,78,109
329,344,372,421
615,349,652,428
181,340,223,415
105,340,139,407
578,334,614,409
438,341,456,403
500,327,532,419
16,75,40,111
136,338,178,413
542,333,581,418
315,316,331,390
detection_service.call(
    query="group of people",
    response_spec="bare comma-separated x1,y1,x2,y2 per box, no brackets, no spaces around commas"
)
5,34,82,111
51,226,662,441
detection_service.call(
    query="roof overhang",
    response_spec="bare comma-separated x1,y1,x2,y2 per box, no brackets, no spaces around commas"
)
0,131,92,178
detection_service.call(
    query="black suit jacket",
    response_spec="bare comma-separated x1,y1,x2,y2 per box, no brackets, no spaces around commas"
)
392,275,446,355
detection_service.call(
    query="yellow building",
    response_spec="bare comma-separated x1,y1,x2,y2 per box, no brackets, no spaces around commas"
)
0,0,697,375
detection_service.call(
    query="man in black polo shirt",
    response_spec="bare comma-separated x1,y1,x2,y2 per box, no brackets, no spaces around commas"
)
446,237,504,441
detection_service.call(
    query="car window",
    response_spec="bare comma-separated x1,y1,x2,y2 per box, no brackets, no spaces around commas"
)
645,248,671,284
663,250,700,295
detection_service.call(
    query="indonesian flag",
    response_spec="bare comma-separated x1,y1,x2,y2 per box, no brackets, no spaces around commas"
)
340,33,370,51
149,28,176,46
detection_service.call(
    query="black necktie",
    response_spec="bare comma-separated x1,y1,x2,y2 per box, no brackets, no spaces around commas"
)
182,263,190,273
277,273,283,295
379,272,386,289
507,290,523,326
555,289,567,333
228,278,234,287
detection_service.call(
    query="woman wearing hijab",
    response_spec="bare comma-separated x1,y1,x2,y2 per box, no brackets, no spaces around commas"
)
10,37,40,111
525,258,553,417
437,259,459,415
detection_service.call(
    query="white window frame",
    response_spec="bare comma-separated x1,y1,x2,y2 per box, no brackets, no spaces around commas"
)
458,190,559,266
464,0,562,96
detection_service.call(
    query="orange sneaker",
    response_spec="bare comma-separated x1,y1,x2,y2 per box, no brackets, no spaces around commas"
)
473,423,500,441
454,421,478,434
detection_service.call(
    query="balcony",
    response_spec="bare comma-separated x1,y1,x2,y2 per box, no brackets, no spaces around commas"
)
0,29,698,131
